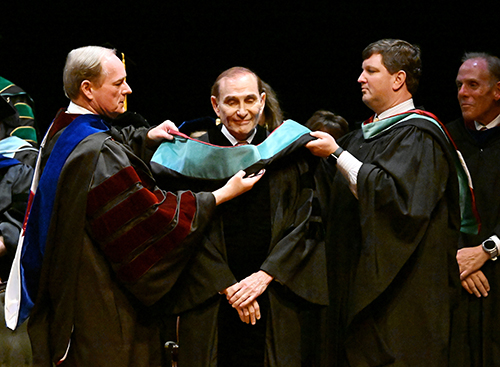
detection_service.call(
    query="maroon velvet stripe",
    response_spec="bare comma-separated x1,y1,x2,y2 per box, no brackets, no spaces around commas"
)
48,109,79,140
117,191,196,283
90,187,160,241
87,166,141,217
103,192,178,262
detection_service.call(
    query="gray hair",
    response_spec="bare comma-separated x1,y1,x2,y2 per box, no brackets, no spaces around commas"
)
462,52,500,85
63,46,116,100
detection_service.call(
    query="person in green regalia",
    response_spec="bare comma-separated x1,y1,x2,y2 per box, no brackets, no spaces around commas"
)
306,39,477,367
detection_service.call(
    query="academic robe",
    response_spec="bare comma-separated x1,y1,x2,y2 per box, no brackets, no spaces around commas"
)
26,111,217,367
324,114,463,366
447,117,500,367
0,157,33,366
158,124,328,367
0,76,38,146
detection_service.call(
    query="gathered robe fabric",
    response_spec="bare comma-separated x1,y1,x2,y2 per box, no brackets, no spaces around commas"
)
324,115,463,366
447,117,500,366
156,124,328,367
0,155,33,366
26,111,217,367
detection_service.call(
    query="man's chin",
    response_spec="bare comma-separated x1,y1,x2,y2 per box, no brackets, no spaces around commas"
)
229,129,254,141
461,111,475,122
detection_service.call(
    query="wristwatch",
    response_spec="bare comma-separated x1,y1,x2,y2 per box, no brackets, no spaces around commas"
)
328,147,344,165
482,239,498,261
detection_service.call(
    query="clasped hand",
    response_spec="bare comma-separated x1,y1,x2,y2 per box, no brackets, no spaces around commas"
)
221,270,273,325
457,246,491,297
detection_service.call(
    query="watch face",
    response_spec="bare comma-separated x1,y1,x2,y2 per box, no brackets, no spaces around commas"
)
484,240,497,251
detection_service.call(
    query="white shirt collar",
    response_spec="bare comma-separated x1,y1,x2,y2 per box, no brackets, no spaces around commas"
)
376,99,415,120
221,124,257,146
66,101,95,115
474,112,500,131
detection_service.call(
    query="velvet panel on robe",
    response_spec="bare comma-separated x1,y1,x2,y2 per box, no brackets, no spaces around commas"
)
27,118,216,367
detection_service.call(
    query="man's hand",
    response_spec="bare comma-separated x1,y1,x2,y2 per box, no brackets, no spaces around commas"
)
461,270,490,297
146,120,179,148
221,283,261,325
212,170,265,205
457,245,490,280
227,271,273,308
234,300,261,325
305,131,338,158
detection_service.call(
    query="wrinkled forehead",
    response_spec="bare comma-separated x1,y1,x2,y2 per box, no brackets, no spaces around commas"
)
458,58,490,79
218,73,260,99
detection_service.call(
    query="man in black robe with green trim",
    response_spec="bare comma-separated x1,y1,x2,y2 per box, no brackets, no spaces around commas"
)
162,67,327,367
306,39,471,366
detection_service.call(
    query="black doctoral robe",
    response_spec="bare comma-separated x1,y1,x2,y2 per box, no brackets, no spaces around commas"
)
159,124,328,367
447,117,500,367
324,115,463,366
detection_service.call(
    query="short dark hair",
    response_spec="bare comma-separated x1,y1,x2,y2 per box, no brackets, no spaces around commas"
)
211,66,263,99
362,39,422,95
462,52,500,85
305,110,349,140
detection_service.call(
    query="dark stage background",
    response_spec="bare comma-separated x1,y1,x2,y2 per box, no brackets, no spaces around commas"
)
2,1,499,136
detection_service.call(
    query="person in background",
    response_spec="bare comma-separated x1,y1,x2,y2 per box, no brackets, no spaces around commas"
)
448,52,500,367
0,90,35,367
0,76,38,168
305,109,349,140
259,80,283,132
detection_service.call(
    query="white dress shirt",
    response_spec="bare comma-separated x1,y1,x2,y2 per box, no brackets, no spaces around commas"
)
66,101,94,115
221,124,257,146
474,112,500,130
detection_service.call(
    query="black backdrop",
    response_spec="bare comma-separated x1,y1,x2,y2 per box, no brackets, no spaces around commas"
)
2,1,499,136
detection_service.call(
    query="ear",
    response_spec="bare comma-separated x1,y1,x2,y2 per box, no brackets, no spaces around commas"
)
211,96,221,117
260,92,266,112
493,81,500,101
80,80,94,100
392,70,407,92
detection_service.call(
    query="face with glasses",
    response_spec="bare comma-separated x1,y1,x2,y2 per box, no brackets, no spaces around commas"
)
211,72,266,141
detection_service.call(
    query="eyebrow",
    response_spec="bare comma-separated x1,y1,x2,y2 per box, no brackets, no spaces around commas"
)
223,93,259,101
112,76,127,84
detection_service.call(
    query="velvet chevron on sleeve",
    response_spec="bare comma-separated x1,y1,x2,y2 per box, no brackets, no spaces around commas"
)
22,112,216,367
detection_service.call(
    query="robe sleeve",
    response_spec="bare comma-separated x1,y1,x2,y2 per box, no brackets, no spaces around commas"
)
350,126,450,318
86,138,217,305
0,163,33,280
260,154,328,305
